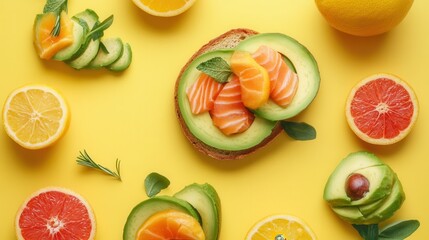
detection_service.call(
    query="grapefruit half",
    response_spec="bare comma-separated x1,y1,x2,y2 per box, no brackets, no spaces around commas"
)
346,73,418,145
15,187,96,240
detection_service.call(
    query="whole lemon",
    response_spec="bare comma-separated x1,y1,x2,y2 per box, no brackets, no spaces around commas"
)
315,0,414,37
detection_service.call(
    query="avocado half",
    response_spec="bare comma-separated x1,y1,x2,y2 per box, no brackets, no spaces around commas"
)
176,33,320,154
324,152,405,224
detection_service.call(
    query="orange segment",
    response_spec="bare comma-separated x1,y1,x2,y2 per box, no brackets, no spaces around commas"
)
2,85,70,150
230,51,270,110
136,210,205,240
246,215,316,240
34,11,74,60
132,0,197,17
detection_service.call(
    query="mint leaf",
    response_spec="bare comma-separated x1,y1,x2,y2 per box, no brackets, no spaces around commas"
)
196,57,232,83
352,224,379,240
43,0,68,14
87,15,114,41
144,172,170,197
379,220,420,239
280,121,316,140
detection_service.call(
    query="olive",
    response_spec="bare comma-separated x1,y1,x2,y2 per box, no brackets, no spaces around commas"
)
345,173,370,200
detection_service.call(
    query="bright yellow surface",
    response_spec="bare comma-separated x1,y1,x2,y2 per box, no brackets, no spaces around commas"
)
1,0,428,239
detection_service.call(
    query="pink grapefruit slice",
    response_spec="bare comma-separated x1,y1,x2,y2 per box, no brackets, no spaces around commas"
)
346,73,418,145
15,187,96,240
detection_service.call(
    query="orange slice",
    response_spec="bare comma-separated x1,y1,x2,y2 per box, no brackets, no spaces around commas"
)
34,11,74,60
16,187,96,240
136,210,205,240
246,215,317,240
132,0,197,17
230,51,270,110
2,85,70,149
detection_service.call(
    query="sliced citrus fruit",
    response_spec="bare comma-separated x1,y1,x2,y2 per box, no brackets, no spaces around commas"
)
34,11,74,60
246,215,317,240
132,0,197,17
346,73,418,145
2,85,70,149
136,210,205,240
230,51,270,110
15,187,96,240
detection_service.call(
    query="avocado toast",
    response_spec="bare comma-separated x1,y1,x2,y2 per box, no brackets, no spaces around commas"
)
174,29,320,160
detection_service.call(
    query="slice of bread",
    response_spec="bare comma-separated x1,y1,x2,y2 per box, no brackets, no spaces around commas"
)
174,28,283,160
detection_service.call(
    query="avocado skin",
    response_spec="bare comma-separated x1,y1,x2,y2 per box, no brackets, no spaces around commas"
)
324,152,405,225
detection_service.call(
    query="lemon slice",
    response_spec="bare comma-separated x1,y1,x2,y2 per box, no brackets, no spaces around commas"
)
2,85,70,149
132,0,197,17
246,215,317,240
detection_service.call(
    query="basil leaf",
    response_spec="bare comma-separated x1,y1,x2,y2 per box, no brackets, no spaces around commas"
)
43,0,68,14
196,57,232,83
144,172,170,197
379,220,420,239
352,224,379,240
280,121,316,140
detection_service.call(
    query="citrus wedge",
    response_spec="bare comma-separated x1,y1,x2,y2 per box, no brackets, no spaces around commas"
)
15,187,96,240
246,215,316,240
34,11,74,60
346,73,418,145
132,0,197,17
2,85,70,149
136,210,205,240
230,51,270,110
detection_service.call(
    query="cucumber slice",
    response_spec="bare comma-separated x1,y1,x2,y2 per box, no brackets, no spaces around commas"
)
87,37,123,68
123,196,201,240
108,42,132,71
52,18,87,61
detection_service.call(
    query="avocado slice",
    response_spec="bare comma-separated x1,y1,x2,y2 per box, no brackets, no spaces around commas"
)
324,152,386,206
174,183,221,240
235,33,320,121
123,195,202,240
176,49,278,151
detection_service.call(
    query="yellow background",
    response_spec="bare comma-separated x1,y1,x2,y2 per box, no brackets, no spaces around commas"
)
1,0,428,239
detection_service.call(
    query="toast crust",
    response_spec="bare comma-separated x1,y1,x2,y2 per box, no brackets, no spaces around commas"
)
174,28,283,160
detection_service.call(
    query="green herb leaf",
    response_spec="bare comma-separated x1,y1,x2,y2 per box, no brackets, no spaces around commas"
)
196,57,232,83
76,150,122,181
280,121,316,140
144,172,170,197
352,224,379,240
379,220,420,239
43,0,68,37
87,15,114,41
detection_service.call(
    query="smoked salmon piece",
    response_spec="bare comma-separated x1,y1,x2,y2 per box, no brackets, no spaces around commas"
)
210,76,255,135
186,73,224,114
252,45,299,107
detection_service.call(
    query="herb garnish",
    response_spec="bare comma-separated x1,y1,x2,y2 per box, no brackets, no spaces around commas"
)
281,121,316,140
43,0,68,36
76,150,122,181
144,172,170,197
352,220,420,240
196,57,232,83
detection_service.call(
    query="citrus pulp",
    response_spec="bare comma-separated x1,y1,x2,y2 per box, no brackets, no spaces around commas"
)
2,85,70,149
345,73,418,145
15,187,96,240
315,0,414,36
132,0,197,17
246,214,316,240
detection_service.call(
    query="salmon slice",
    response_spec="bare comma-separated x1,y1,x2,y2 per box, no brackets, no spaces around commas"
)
210,76,255,135
252,45,299,107
186,73,224,114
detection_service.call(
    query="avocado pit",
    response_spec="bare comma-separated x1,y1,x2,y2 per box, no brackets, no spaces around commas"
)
346,173,370,201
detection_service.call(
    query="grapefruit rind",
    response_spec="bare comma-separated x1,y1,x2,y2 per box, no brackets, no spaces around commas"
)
15,187,96,240
345,73,418,145
2,85,70,150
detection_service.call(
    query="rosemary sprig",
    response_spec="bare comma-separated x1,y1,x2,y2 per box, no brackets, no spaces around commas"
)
43,0,68,36
76,150,122,181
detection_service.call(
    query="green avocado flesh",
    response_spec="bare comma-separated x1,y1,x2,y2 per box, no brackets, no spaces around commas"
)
235,33,320,121
123,196,201,240
174,183,221,240
177,49,278,151
324,152,405,224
